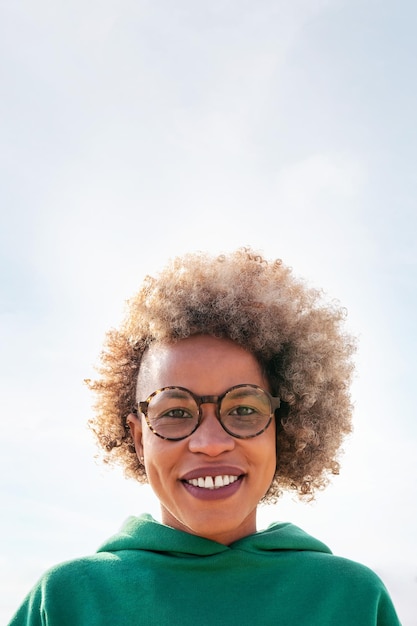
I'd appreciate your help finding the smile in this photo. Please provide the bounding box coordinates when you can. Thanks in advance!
[185,475,240,490]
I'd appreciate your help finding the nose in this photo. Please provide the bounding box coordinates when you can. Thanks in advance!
[187,404,235,456]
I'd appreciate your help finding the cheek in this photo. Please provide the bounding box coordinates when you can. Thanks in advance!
[141,432,175,476]
[243,426,276,475]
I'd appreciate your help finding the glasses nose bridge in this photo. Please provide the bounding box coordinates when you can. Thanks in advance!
[197,394,222,418]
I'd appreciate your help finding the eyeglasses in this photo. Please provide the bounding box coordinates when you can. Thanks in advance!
[138,384,280,441]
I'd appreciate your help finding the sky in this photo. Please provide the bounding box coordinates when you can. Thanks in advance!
[1,0,416,623]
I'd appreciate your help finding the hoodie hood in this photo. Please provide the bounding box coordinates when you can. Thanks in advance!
[97,513,332,557]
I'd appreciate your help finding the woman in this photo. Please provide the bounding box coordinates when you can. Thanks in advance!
[9,249,400,625]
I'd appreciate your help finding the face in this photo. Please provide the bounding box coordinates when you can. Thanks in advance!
[127,335,277,545]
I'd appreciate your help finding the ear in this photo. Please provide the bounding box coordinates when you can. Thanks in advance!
[126,412,144,460]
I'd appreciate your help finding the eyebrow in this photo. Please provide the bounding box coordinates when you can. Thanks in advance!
[158,388,193,400]
[226,388,262,399]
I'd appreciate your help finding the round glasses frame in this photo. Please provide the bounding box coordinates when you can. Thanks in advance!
[137,384,281,441]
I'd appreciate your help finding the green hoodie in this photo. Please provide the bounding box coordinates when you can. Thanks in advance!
[9,514,400,625]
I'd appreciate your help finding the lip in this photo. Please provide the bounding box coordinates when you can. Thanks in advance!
[181,465,245,481]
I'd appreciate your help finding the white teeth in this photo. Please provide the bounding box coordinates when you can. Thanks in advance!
[205,476,214,489]
[214,476,223,488]
[187,475,239,489]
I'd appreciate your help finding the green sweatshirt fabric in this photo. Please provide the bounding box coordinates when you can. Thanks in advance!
[9,514,400,626]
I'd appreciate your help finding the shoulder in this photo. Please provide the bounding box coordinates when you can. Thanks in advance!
[42,551,114,577]
[282,547,391,593]
[290,552,400,624]
[316,552,390,590]
[8,553,124,626]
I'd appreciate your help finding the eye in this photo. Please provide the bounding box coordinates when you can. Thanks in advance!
[230,405,256,417]
[162,408,194,419]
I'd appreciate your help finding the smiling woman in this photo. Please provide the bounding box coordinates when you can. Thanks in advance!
[88,248,356,502]
[8,248,401,625]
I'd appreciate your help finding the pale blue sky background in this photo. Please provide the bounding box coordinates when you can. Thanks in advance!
[1,1,416,623]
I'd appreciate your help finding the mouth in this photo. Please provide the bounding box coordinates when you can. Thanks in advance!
[183,475,241,490]
[180,468,245,500]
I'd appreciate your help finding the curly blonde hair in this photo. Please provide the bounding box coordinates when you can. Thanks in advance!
[87,248,356,502]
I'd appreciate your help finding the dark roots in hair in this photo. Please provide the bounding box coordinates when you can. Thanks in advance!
[87,248,356,503]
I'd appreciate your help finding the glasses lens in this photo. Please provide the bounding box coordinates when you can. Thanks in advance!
[146,388,199,439]
[220,386,272,437]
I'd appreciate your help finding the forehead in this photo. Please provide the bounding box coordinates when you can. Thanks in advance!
[137,335,267,398]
